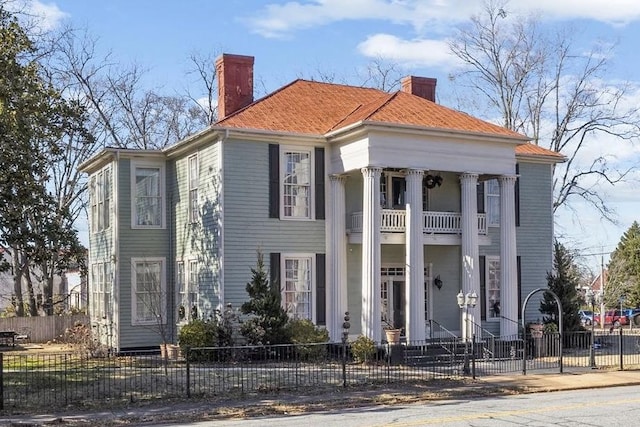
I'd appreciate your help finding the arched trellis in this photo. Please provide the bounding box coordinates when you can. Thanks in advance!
[521,288,563,375]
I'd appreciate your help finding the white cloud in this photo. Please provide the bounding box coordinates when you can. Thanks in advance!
[247,0,472,38]
[248,0,640,39]
[29,1,67,30]
[357,34,461,70]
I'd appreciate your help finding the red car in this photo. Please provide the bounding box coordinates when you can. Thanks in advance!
[593,310,629,327]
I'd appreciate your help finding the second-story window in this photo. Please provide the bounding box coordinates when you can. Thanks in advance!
[90,166,112,233]
[133,163,164,228]
[486,179,500,227]
[282,148,312,219]
[188,154,199,223]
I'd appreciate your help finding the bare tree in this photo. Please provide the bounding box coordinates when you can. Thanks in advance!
[49,26,203,150]
[358,56,404,92]
[448,0,640,221]
[185,51,218,127]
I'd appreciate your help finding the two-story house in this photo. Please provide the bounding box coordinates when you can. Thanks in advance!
[79,53,564,352]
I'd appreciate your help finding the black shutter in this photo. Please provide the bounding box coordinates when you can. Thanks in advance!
[479,255,486,321]
[477,181,485,213]
[316,254,326,325]
[269,144,280,218]
[517,256,522,321]
[270,252,281,293]
[515,164,520,227]
[314,147,325,220]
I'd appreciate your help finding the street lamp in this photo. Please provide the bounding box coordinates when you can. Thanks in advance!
[585,289,597,369]
[457,290,478,375]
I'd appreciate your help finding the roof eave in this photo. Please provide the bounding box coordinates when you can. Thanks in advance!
[326,120,530,145]
[78,148,164,173]
[516,152,567,164]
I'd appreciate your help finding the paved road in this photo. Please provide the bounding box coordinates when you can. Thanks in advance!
[183,384,640,426]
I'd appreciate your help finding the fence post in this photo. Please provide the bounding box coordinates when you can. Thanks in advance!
[619,328,624,371]
[471,334,476,379]
[341,312,350,388]
[185,348,191,398]
[0,352,3,410]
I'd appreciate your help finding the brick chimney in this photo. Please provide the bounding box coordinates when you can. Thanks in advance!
[215,54,254,120]
[401,76,436,102]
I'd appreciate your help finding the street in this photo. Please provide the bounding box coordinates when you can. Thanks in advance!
[179,384,640,426]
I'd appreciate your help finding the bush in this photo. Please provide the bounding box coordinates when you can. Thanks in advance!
[59,322,108,357]
[286,319,329,361]
[350,335,376,364]
[178,319,217,362]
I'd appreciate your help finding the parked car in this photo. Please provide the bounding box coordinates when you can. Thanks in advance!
[579,310,594,326]
[623,309,640,326]
[593,310,629,327]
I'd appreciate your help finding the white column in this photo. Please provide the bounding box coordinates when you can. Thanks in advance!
[460,173,480,341]
[405,169,425,342]
[328,174,348,342]
[499,175,519,337]
[361,167,382,342]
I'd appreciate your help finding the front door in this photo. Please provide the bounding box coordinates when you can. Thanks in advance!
[392,281,405,332]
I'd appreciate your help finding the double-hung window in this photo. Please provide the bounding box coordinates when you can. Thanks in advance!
[132,258,166,325]
[91,262,111,320]
[486,179,500,227]
[282,255,314,320]
[133,163,164,228]
[176,262,186,322]
[282,148,312,219]
[90,166,112,233]
[486,256,501,320]
[188,260,199,320]
[188,155,199,223]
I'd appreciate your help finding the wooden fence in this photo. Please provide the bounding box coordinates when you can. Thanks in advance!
[0,314,89,343]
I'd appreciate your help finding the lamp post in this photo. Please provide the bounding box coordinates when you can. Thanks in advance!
[585,289,597,369]
[457,290,478,375]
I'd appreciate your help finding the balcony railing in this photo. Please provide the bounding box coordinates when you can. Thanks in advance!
[350,210,487,235]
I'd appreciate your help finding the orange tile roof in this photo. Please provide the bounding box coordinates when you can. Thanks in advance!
[217,79,525,138]
[515,143,566,160]
[217,79,563,161]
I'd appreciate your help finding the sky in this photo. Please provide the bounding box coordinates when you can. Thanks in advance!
[19,0,640,273]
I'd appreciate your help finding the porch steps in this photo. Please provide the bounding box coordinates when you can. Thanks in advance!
[401,342,468,366]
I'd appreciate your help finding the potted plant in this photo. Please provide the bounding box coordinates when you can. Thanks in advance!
[382,316,401,344]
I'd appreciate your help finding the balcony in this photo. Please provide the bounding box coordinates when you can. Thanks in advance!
[349,210,487,235]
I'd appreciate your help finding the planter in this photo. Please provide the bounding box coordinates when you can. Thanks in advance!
[384,328,401,344]
[160,344,181,360]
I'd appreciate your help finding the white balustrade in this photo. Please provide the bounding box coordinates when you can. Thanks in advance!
[350,210,487,235]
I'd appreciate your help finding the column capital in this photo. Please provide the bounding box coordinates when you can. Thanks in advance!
[405,168,424,177]
[361,166,383,178]
[329,174,348,183]
[459,173,479,184]
[498,174,518,185]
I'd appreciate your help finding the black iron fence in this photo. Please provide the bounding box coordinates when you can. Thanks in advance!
[2,329,640,412]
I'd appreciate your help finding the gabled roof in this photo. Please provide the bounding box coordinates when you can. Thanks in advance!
[217,79,526,140]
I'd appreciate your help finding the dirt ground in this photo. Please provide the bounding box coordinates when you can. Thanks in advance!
[2,342,75,353]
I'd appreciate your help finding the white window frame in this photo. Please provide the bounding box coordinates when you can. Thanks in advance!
[486,256,501,321]
[281,253,315,321]
[131,161,165,229]
[187,259,199,320]
[486,179,500,227]
[131,257,166,326]
[188,154,199,223]
[90,166,112,233]
[280,146,314,220]
[176,261,186,323]
[90,261,111,320]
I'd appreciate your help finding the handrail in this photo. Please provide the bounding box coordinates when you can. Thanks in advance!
[428,319,458,341]
[469,320,496,362]
[500,315,524,337]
